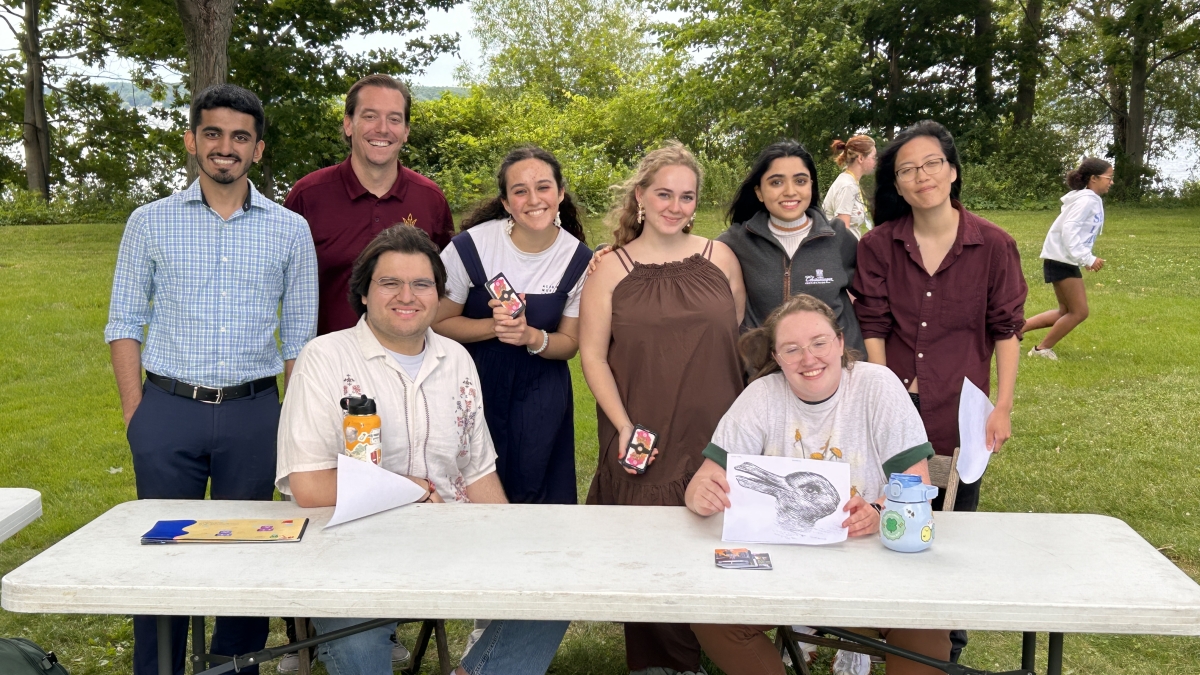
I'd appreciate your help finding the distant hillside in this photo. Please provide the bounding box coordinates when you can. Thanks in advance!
[410,85,469,101]
[103,82,183,107]
[102,82,466,107]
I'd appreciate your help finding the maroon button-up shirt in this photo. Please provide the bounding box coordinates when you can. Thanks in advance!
[852,203,1026,455]
[284,157,455,335]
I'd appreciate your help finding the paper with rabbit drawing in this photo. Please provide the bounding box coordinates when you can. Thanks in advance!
[722,454,850,545]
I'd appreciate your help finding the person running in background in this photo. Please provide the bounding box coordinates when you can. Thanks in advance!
[718,140,864,355]
[433,146,592,505]
[1022,158,1113,360]
[822,135,877,239]
[580,141,745,674]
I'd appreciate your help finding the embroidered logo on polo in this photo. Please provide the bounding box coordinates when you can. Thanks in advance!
[401,213,418,227]
[804,269,835,285]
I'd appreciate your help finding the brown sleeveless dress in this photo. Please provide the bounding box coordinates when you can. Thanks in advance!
[585,241,744,671]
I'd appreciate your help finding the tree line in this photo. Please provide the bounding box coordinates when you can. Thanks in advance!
[2,0,1198,221]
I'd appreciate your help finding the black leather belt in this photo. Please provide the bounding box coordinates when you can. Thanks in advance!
[146,371,276,404]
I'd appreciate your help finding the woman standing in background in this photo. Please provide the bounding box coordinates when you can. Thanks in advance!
[1022,158,1113,360]
[822,135,877,239]
[580,141,744,674]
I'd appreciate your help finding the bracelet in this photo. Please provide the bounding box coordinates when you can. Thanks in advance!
[527,329,550,355]
[870,502,883,514]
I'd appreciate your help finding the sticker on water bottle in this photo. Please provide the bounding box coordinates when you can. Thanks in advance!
[881,511,905,541]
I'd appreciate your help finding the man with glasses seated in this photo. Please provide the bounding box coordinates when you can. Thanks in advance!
[276,224,568,675]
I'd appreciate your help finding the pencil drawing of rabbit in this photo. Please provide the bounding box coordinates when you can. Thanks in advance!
[733,462,841,532]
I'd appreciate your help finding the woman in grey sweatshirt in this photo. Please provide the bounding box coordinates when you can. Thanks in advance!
[717,140,864,354]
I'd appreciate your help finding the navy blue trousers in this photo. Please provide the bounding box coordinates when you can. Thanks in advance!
[127,379,280,675]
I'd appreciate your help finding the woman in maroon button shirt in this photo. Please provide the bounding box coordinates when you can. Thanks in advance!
[852,120,1026,515]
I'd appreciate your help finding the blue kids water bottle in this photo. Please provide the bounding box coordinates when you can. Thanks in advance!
[879,473,939,553]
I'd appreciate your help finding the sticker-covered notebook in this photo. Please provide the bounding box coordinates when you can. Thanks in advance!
[141,519,308,544]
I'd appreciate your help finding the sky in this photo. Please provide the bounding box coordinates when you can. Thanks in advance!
[1,5,1195,181]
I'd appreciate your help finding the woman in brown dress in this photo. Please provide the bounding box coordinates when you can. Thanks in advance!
[580,142,746,673]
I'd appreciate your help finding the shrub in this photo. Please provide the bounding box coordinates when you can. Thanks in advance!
[0,182,137,226]
[959,122,1073,210]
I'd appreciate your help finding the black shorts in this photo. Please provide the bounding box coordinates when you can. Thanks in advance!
[1043,259,1082,283]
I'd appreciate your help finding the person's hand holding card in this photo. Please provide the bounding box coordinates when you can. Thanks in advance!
[618,424,659,475]
[489,295,534,347]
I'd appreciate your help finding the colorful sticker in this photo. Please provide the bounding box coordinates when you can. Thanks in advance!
[881,511,905,541]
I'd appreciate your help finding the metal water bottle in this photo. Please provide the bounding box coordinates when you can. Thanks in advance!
[880,473,939,553]
[340,396,381,465]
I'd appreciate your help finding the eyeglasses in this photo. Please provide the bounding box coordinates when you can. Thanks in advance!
[774,336,835,364]
[895,158,947,182]
[373,277,437,296]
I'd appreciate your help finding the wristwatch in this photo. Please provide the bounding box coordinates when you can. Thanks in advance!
[870,502,884,514]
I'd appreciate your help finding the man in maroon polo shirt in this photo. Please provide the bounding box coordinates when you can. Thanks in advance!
[285,74,454,335]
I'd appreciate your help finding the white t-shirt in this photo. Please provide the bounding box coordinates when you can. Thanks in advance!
[705,362,932,503]
[822,172,872,237]
[276,318,497,503]
[769,216,812,258]
[384,346,425,381]
[441,219,588,317]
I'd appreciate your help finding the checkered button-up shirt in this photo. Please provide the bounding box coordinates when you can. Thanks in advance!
[104,180,318,388]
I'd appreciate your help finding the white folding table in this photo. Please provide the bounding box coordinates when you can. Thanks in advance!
[0,488,42,545]
[4,500,1200,675]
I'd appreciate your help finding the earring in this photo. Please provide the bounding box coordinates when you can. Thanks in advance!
[554,212,562,228]
[505,216,515,236]
[636,203,645,224]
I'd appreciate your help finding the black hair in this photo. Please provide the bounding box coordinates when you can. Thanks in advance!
[873,120,963,224]
[727,140,821,225]
[1067,158,1113,191]
[460,145,588,245]
[347,224,447,317]
[190,84,266,141]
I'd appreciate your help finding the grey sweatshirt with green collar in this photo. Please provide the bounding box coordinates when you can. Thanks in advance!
[717,208,864,354]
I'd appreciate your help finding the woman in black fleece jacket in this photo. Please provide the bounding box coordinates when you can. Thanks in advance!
[717,140,864,354]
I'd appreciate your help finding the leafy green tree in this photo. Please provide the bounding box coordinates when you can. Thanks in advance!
[464,0,652,102]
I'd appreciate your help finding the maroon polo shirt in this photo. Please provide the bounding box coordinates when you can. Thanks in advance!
[284,157,454,335]
[852,202,1027,455]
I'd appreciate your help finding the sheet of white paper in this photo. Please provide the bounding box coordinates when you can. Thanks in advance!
[956,377,995,484]
[324,454,427,528]
[722,454,850,546]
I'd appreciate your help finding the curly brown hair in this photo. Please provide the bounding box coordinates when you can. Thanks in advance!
[739,294,859,382]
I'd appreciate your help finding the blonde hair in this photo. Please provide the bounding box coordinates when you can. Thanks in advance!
[607,141,703,249]
[830,135,876,168]
[739,294,859,382]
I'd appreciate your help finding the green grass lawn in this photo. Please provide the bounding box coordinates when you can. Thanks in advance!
[1,207,1199,674]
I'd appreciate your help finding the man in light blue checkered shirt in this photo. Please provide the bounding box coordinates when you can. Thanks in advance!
[103,84,317,675]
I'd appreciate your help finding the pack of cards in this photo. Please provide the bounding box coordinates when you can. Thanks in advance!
[486,272,526,318]
[715,548,773,570]
[619,425,657,474]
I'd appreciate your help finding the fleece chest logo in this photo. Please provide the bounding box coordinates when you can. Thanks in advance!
[804,268,835,285]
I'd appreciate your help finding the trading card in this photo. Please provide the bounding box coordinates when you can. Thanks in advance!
[486,272,526,318]
[714,548,773,570]
[619,425,657,474]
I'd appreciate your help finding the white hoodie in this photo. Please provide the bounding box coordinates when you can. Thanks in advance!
[1040,189,1104,267]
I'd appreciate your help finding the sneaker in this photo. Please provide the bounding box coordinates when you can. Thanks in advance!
[462,619,491,658]
[1028,346,1058,360]
[276,652,300,674]
[781,626,817,667]
[391,641,411,667]
[831,649,871,675]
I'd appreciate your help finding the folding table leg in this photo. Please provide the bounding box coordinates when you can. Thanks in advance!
[434,620,452,675]
[191,616,207,673]
[1020,632,1036,671]
[403,620,435,675]
[1047,633,1063,675]
[296,618,312,675]
[158,616,172,675]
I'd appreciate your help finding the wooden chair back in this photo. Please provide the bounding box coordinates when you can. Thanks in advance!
[927,447,961,512]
